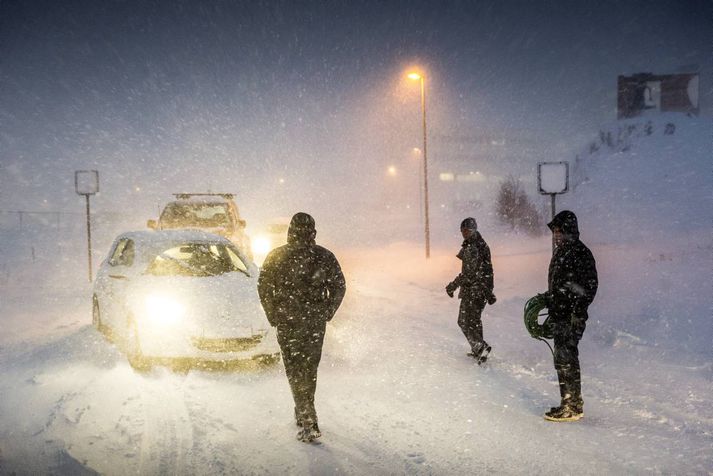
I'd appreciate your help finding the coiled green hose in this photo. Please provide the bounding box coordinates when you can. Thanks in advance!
[524,293,554,340]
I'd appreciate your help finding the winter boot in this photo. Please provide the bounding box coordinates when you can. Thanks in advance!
[477,345,492,365]
[297,419,322,443]
[544,404,583,422]
[467,342,485,359]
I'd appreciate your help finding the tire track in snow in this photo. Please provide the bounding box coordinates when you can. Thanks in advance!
[137,374,194,475]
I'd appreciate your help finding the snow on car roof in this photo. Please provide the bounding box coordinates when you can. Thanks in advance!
[169,198,231,204]
[172,193,234,200]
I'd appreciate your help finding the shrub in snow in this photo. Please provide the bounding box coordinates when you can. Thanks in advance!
[495,175,542,235]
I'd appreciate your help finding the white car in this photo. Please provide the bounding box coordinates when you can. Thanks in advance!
[92,229,279,370]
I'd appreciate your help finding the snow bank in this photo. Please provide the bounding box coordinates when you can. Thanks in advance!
[565,113,711,241]
[558,113,712,354]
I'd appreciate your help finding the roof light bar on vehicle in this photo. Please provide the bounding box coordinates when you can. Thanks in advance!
[173,193,235,200]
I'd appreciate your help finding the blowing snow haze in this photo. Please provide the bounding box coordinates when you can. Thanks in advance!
[1,0,710,241]
[1,1,713,474]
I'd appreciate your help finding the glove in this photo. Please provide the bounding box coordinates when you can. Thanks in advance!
[445,281,458,298]
[487,293,497,305]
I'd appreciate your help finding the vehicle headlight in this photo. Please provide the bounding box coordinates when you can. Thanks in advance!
[252,235,272,256]
[144,294,185,325]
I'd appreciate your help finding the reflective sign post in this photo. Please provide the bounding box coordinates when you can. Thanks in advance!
[537,162,569,253]
[75,170,99,282]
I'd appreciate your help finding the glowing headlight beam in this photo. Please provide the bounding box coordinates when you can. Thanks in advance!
[252,235,272,256]
[145,295,185,325]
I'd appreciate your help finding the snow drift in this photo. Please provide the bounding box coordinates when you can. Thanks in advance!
[561,113,712,354]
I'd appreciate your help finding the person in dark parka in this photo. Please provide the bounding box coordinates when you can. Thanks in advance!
[257,212,346,442]
[446,217,496,361]
[543,210,598,422]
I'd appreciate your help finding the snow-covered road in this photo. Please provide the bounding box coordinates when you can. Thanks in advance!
[0,242,711,475]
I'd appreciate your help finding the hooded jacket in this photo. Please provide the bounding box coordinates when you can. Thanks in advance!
[258,213,346,328]
[453,231,494,301]
[547,211,598,324]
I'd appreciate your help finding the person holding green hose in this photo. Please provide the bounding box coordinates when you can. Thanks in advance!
[542,210,598,422]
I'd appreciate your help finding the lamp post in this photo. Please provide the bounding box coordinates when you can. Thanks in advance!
[412,147,423,222]
[408,72,430,258]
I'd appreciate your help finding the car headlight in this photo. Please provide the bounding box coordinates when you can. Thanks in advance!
[144,294,185,326]
[252,235,272,256]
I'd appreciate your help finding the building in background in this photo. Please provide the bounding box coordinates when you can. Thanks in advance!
[430,133,538,215]
[617,72,699,119]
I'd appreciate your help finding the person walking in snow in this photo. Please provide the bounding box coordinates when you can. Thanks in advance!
[542,210,598,422]
[446,217,496,364]
[257,212,346,443]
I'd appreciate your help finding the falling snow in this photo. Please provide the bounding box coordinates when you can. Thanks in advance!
[0,2,711,474]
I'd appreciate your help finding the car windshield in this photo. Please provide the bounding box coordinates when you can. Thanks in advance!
[145,243,248,277]
[160,203,230,228]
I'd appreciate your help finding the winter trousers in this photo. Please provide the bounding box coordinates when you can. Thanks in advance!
[276,320,327,425]
[457,296,487,353]
[553,316,586,410]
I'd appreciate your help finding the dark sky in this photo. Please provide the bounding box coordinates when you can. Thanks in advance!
[0,0,710,216]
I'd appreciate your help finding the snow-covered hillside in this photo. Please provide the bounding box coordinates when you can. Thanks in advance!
[561,113,712,353]
[567,113,711,240]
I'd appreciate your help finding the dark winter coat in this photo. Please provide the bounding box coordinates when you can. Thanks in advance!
[547,211,598,327]
[452,232,494,302]
[257,224,346,329]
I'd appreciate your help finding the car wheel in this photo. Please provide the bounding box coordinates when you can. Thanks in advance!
[126,318,151,371]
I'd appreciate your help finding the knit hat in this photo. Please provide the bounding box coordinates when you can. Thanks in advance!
[289,212,315,231]
[460,217,477,231]
[547,210,579,239]
[287,212,317,244]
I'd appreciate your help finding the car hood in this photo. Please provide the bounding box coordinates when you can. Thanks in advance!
[126,272,267,337]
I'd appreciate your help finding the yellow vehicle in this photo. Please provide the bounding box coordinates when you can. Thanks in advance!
[148,193,252,259]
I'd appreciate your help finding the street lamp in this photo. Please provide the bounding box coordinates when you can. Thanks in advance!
[411,147,424,222]
[407,71,430,258]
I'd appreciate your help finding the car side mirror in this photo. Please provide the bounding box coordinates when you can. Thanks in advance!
[147,219,157,229]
